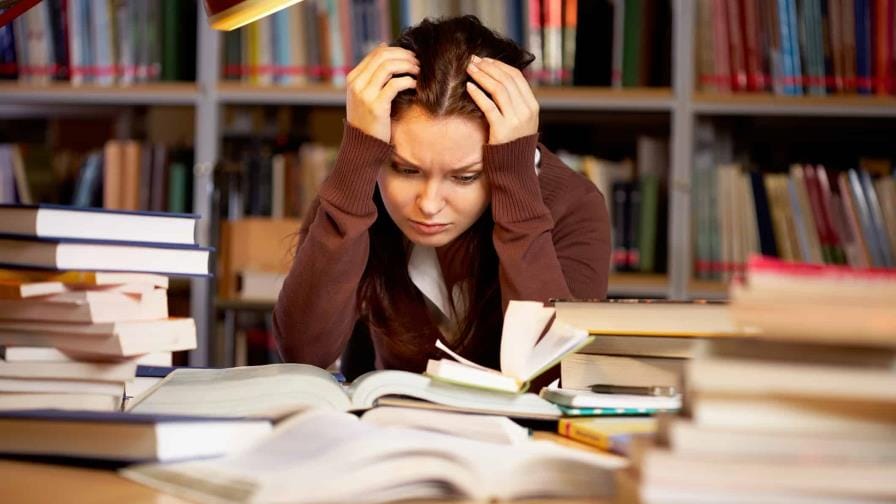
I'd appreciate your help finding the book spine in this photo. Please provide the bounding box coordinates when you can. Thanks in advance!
[711,0,732,92]
[855,0,873,93]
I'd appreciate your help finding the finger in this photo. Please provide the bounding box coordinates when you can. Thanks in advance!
[466,57,518,118]
[474,57,530,117]
[367,58,420,93]
[349,48,418,89]
[484,58,539,112]
[465,81,502,124]
[377,76,417,104]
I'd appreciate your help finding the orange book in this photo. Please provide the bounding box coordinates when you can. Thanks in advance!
[102,140,122,210]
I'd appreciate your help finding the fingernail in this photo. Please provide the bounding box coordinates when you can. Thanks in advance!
[467,63,478,72]
[471,55,482,64]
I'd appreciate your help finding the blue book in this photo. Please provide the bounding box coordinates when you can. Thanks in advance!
[848,169,885,267]
[786,177,813,262]
[777,0,800,95]
[0,234,212,277]
[859,170,895,267]
[786,0,803,94]
[0,409,272,463]
[854,0,872,94]
[271,8,290,85]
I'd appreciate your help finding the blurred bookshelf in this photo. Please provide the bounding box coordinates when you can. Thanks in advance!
[0,83,199,106]
[217,82,675,111]
[4,0,896,367]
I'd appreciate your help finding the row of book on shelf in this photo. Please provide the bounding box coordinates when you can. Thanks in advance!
[0,204,211,414]
[699,0,896,96]
[693,154,896,280]
[0,0,197,85]
[0,142,194,213]
[221,0,670,87]
[2,248,893,503]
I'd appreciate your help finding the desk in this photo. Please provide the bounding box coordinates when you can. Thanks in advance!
[0,433,638,504]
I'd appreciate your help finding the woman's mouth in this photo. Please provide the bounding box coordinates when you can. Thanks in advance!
[409,220,451,235]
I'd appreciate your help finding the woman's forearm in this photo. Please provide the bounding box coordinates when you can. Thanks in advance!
[484,135,572,308]
[273,124,392,367]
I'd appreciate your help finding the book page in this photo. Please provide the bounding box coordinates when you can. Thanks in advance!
[122,409,623,503]
[500,301,556,380]
[348,370,561,419]
[127,363,350,418]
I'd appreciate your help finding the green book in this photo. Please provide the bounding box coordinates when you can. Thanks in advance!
[167,162,188,213]
[160,0,179,81]
[621,0,643,87]
[638,173,660,272]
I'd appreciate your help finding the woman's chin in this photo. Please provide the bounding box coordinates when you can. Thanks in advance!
[404,230,456,248]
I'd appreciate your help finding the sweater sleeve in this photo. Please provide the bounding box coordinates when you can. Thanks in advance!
[273,124,392,368]
[483,134,572,308]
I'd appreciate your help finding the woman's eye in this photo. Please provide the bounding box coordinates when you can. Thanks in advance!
[453,174,480,185]
[392,163,419,176]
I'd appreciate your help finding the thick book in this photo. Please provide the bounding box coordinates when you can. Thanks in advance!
[641,449,896,502]
[127,363,563,421]
[0,392,121,412]
[0,288,167,323]
[553,299,740,337]
[425,301,593,393]
[0,318,197,357]
[0,204,198,246]
[2,346,172,366]
[730,255,896,346]
[122,408,625,503]
[0,359,137,382]
[0,235,211,277]
[0,409,272,463]
[561,353,685,390]
[666,417,896,463]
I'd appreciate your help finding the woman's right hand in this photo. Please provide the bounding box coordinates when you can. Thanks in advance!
[346,45,419,143]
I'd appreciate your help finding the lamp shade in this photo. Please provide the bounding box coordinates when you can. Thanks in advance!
[203,0,304,31]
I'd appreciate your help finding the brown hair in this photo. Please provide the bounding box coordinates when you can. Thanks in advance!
[355,16,534,369]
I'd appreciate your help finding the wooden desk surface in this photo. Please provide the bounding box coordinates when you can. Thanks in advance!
[0,433,638,504]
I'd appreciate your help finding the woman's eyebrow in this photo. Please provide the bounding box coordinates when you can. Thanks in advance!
[392,152,482,171]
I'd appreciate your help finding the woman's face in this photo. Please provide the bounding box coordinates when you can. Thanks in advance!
[378,105,490,248]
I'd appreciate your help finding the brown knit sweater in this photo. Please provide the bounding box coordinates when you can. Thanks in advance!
[273,124,610,388]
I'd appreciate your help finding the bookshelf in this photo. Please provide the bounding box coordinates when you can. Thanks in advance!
[691,93,896,117]
[0,83,199,106]
[6,0,896,366]
[217,82,676,111]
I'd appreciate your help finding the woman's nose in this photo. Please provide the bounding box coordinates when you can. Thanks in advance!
[416,179,446,217]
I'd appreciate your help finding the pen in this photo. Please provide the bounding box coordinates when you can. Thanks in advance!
[589,384,678,396]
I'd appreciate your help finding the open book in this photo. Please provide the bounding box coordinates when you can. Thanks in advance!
[127,363,562,420]
[426,300,593,392]
[122,409,626,503]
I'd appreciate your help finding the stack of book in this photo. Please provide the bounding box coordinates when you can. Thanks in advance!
[0,204,208,411]
[639,256,896,503]
[555,299,742,392]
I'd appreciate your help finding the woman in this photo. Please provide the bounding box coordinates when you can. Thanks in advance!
[274,16,610,388]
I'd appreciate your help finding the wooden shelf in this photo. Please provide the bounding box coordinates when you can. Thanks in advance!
[217,82,674,111]
[692,92,896,117]
[0,82,198,105]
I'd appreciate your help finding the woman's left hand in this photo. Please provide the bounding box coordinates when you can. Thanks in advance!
[465,55,539,145]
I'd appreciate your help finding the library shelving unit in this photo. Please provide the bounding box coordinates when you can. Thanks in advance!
[4,1,896,366]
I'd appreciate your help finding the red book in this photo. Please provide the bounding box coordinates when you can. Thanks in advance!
[742,0,765,91]
[712,0,733,92]
[747,254,896,279]
[726,0,748,91]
